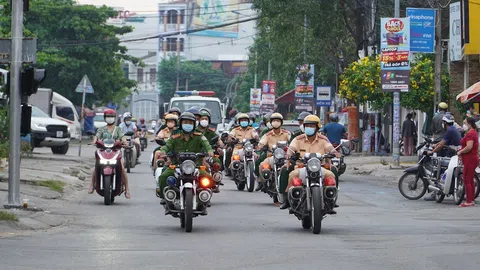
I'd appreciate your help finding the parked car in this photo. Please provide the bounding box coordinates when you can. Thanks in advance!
[30,106,70,155]
[93,112,107,130]
[281,120,300,134]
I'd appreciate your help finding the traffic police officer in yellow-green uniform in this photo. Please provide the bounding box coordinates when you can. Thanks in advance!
[157,112,214,208]
[254,113,291,189]
[197,108,223,170]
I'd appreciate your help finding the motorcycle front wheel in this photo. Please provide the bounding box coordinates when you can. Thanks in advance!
[398,172,427,200]
[247,161,255,192]
[103,175,113,205]
[125,154,131,173]
[184,189,193,232]
[454,173,465,205]
[311,186,323,234]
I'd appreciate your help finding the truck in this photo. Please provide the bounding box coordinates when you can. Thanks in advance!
[29,88,82,140]
[163,91,227,134]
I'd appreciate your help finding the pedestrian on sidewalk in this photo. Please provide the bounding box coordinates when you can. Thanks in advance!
[457,117,479,207]
[402,113,416,156]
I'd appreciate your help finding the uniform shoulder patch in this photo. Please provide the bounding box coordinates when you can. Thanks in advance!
[296,134,307,140]
[193,132,203,136]
[266,130,274,135]
[171,134,181,139]
[282,128,291,134]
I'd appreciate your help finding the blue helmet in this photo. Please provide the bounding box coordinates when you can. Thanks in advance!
[186,107,200,117]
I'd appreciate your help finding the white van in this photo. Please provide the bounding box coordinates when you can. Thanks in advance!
[30,89,82,140]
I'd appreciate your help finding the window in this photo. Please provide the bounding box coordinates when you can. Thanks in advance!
[55,106,74,121]
[166,38,177,52]
[137,68,144,83]
[149,68,156,83]
[166,10,177,24]
[171,101,222,124]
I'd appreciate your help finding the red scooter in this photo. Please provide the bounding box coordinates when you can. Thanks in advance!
[94,138,125,205]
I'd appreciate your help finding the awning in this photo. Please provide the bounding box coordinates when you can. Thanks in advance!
[456,81,480,104]
[276,89,294,104]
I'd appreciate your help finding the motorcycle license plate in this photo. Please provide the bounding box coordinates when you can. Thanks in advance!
[56,131,63,137]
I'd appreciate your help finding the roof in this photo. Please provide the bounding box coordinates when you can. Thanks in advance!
[275,89,295,104]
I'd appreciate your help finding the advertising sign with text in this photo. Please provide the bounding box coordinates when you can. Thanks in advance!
[406,8,435,53]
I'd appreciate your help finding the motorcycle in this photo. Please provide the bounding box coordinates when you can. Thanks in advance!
[162,152,214,233]
[331,138,358,177]
[430,154,480,204]
[123,131,137,173]
[231,138,257,192]
[208,136,223,193]
[287,152,338,234]
[139,129,148,151]
[93,138,125,205]
[260,141,288,204]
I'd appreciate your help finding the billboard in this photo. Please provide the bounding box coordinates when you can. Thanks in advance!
[188,0,240,38]
[380,17,411,92]
[316,86,332,107]
[449,2,462,61]
[406,8,435,53]
[249,88,261,113]
[261,80,276,113]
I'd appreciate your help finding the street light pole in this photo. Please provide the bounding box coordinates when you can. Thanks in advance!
[6,0,24,207]
[392,0,401,166]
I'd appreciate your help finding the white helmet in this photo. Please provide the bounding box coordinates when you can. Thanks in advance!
[442,114,455,123]
[123,112,132,120]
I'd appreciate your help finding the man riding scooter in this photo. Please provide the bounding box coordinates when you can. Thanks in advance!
[119,112,141,164]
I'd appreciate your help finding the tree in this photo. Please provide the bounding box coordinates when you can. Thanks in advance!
[158,57,230,101]
[0,0,139,105]
[339,54,449,112]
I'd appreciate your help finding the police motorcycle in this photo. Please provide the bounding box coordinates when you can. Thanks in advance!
[123,131,137,173]
[92,136,125,205]
[208,136,223,193]
[260,141,288,204]
[286,152,338,234]
[162,151,214,233]
[230,138,258,192]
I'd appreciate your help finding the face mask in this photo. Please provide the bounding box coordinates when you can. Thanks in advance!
[240,121,249,128]
[167,122,175,129]
[463,124,469,131]
[300,125,305,132]
[125,121,131,126]
[267,123,272,129]
[305,127,316,136]
[196,121,200,127]
[272,121,281,129]
[249,120,253,126]
[105,117,115,125]
[182,124,194,133]
[200,120,209,128]
[253,123,259,129]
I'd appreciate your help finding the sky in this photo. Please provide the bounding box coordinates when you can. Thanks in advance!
[77,0,167,12]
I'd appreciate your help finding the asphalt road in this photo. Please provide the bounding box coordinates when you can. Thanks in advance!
[2,145,480,270]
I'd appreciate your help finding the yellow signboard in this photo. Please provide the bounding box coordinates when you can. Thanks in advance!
[464,0,480,55]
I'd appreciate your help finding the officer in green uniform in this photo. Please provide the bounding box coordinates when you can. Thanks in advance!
[289,112,311,143]
[260,113,272,137]
[198,108,223,170]
[157,112,214,207]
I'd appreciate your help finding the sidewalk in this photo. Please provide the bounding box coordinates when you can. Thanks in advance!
[0,146,94,236]
[345,155,418,183]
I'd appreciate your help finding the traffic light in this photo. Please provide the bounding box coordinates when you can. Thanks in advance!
[21,67,46,96]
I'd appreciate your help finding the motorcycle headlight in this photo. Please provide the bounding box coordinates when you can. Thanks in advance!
[307,158,321,173]
[245,143,253,152]
[274,148,285,160]
[181,160,196,175]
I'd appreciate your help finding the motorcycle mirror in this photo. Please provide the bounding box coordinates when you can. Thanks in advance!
[210,136,219,145]
[124,131,135,136]
[147,129,155,135]
[155,139,166,146]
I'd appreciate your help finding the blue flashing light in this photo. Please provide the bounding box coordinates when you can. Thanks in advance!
[167,176,177,186]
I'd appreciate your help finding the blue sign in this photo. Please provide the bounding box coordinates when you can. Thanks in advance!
[406,8,436,53]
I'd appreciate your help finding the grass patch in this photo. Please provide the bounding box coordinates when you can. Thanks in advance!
[36,180,66,193]
[0,211,18,221]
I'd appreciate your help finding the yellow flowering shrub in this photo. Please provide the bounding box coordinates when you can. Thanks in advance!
[339,54,449,112]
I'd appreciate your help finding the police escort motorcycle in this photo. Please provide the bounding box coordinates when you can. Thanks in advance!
[231,138,258,192]
[286,152,338,234]
[260,141,288,204]
[162,152,214,233]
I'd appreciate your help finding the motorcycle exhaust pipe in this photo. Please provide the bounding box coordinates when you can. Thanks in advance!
[324,187,337,200]
[428,185,441,192]
[164,189,177,202]
[288,187,303,201]
[198,190,212,203]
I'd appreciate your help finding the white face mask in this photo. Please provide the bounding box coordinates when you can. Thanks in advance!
[272,121,281,129]
[300,125,305,132]
[196,120,200,127]
[105,117,115,125]
[266,122,272,129]
[463,124,469,131]
[200,120,209,128]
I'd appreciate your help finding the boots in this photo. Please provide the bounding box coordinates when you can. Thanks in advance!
[279,194,290,209]
[255,182,264,191]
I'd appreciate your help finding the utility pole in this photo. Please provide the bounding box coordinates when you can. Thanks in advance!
[6,0,24,207]
[254,50,257,89]
[267,43,272,80]
[303,14,307,63]
[434,5,442,114]
[392,0,401,166]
